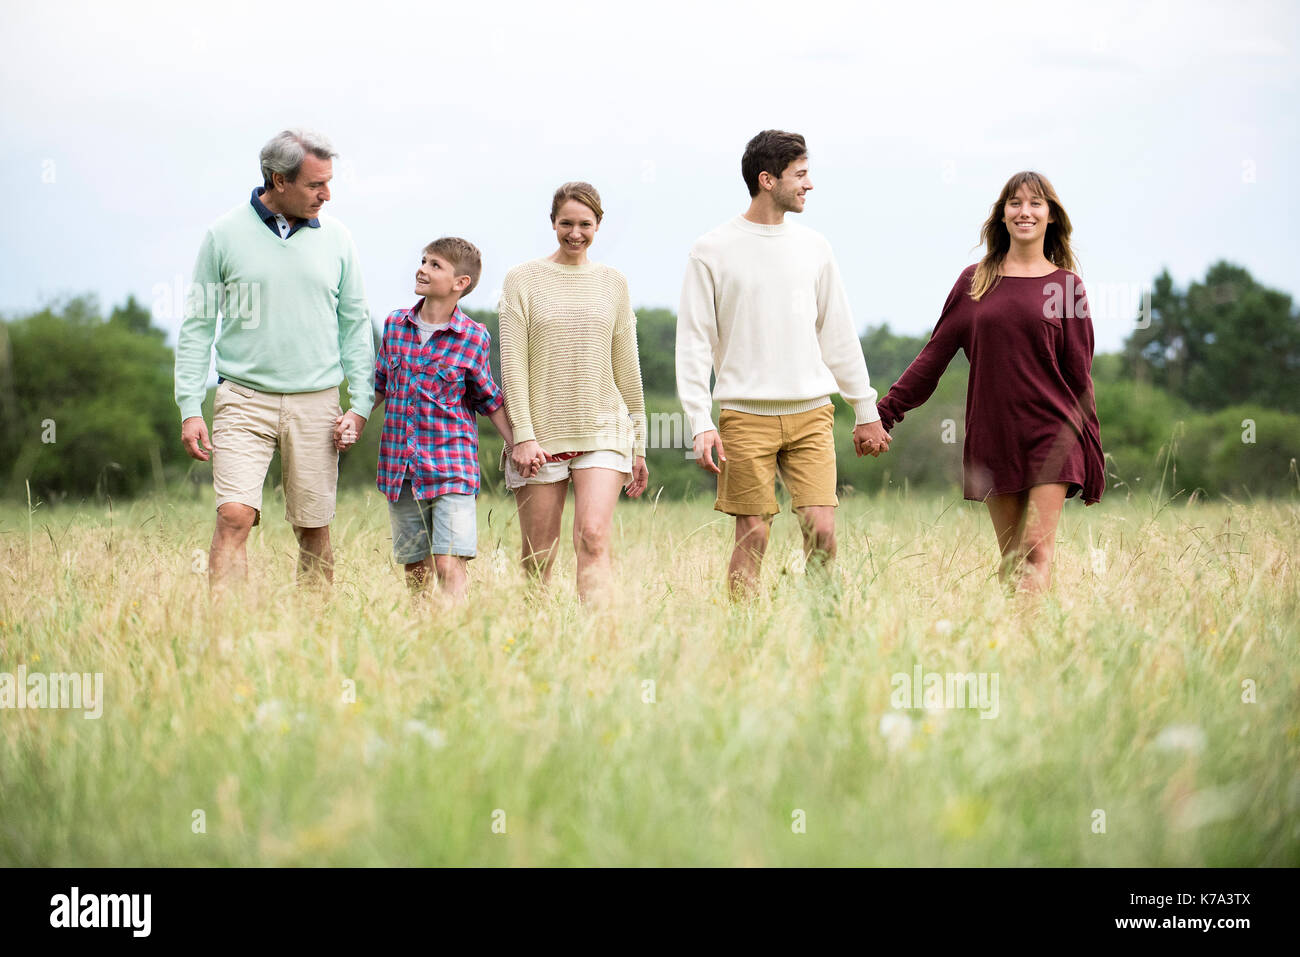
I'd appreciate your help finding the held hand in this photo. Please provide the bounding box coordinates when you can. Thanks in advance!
[853,420,892,458]
[512,439,546,478]
[334,411,366,451]
[182,416,213,462]
[624,456,649,498]
[693,430,726,474]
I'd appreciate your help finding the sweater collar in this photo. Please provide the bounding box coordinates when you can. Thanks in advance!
[731,215,789,236]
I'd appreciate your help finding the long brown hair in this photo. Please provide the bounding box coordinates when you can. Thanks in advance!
[970,171,1077,301]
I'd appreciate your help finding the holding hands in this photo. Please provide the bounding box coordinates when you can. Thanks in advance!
[510,439,547,480]
[333,411,367,451]
[853,420,892,458]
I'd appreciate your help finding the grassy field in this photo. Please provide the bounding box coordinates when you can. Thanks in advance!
[1,485,1297,866]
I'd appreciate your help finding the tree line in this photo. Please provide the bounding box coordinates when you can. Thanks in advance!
[2,260,1296,505]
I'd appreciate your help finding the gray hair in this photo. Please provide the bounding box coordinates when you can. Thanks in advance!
[259,129,338,188]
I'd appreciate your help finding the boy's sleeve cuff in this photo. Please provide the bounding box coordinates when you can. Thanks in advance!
[179,399,204,421]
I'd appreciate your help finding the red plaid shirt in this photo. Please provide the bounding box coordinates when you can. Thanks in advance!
[374,301,504,501]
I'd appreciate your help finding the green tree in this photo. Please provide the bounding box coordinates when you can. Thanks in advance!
[1,296,179,501]
[860,323,935,391]
[1125,262,1300,412]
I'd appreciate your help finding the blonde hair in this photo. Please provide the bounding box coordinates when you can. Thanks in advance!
[550,182,603,223]
[970,171,1078,301]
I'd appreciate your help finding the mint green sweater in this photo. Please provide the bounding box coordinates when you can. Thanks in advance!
[174,202,375,421]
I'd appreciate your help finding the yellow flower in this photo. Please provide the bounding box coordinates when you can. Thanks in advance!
[31,653,41,665]
[939,796,991,841]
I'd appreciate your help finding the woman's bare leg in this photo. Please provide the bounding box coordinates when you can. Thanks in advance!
[1019,483,1069,592]
[516,479,569,584]
[986,491,1028,587]
[569,467,626,603]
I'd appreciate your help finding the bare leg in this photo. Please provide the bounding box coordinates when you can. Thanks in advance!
[570,467,626,603]
[516,479,569,584]
[433,555,469,604]
[210,502,256,598]
[794,505,837,572]
[729,514,772,601]
[985,492,1028,588]
[404,557,433,593]
[293,524,333,586]
[1019,483,1068,593]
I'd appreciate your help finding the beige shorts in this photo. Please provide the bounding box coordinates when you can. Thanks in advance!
[211,379,341,527]
[503,449,633,490]
[715,404,838,515]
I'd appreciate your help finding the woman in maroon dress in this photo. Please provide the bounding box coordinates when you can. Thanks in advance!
[877,171,1104,592]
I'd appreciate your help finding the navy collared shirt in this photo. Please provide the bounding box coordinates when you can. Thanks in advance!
[218,188,324,384]
[249,186,321,240]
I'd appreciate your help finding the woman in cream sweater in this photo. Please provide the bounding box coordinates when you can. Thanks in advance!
[499,182,649,602]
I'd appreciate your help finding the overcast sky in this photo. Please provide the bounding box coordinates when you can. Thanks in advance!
[1,0,1295,358]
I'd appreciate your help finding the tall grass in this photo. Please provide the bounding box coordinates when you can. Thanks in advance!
[1,489,1296,865]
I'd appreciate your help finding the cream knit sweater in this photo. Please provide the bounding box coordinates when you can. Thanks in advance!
[499,258,647,458]
[676,216,880,437]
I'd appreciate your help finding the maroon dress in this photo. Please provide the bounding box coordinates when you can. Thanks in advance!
[877,264,1105,504]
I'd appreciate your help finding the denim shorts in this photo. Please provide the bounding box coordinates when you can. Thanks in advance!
[502,449,633,490]
[388,481,477,562]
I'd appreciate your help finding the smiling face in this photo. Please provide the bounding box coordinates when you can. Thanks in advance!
[767,155,812,213]
[551,199,600,261]
[1003,183,1053,244]
[414,251,468,301]
[269,153,332,220]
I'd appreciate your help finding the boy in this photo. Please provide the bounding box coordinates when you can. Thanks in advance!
[368,237,521,602]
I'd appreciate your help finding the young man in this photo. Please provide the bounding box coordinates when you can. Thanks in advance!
[373,238,519,603]
[175,128,374,595]
[675,129,891,599]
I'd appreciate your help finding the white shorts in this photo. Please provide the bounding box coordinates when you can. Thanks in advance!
[504,449,633,490]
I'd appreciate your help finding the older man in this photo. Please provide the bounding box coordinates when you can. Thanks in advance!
[175,128,374,592]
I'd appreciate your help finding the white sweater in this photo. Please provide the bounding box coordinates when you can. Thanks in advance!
[675,216,880,437]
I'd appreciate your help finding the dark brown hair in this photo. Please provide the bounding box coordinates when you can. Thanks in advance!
[741,130,808,197]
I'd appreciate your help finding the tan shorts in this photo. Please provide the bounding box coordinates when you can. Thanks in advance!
[211,379,341,527]
[715,404,838,516]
